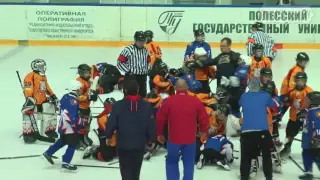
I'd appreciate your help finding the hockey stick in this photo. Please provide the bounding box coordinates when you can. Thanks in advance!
[108,160,119,165]
[0,154,57,160]
[294,138,302,142]
[74,164,119,169]
[288,156,304,172]
[70,67,77,69]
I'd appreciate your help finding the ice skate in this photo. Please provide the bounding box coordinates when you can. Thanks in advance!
[299,173,313,180]
[82,146,95,159]
[43,152,54,165]
[216,159,231,171]
[249,158,259,179]
[196,154,205,169]
[280,146,291,157]
[61,163,77,171]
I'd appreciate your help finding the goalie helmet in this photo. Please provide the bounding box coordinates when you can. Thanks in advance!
[144,30,153,39]
[31,59,46,75]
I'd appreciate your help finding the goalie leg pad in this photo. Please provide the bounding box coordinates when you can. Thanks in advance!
[41,102,57,135]
[22,113,37,143]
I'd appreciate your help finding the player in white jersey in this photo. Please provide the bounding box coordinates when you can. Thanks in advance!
[247,22,276,61]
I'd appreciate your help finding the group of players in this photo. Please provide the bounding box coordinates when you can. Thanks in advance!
[19,23,320,179]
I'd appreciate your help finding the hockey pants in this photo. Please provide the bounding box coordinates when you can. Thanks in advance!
[166,141,196,180]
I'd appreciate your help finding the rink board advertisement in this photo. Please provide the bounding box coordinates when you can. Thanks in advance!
[0,4,319,45]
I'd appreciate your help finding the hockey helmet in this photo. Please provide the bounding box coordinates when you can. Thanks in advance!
[144,30,153,38]
[134,31,146,41]
[194,29,205,36]
[216,104,231,118]
[306,91,320,107]
[260,67,272,76]
[261,80,276,96]
[252,22,264,31]
[78,64,91,75]
[296,52,309,62]
[146,90,163,108]
[252,43,264,50]
[69,80,82,96]
[294,72,307,90]
[104,97,116,107]
[31,59,46,75]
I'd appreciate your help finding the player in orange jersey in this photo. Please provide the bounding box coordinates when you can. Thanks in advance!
[280,52,309,96]
[248,44,272,79]
[76,64,98,150]
[83,98,117,162]
[152,62,175,96]
[280,72,313,157]
[21,59,58,143]
[145,30,162,91]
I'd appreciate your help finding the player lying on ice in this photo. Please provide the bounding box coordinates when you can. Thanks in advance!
[82,98,118,162]
[90,63,124,94]
[196,104,235,171]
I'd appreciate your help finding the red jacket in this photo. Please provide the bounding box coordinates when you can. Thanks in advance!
[156,90,209,144]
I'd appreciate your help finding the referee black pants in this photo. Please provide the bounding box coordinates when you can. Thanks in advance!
[118,148,144,180]
[240,130,273,180]
[124,74,147,98]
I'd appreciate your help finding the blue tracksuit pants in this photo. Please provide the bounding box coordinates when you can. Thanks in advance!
[166,141,196,180]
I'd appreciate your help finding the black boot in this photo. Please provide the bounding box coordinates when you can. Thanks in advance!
[43,152,54,165]
[299,174,313,180]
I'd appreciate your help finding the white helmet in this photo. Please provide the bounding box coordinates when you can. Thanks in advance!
[239,55,252,66]
[194,47,207,56]
[69,80,82,93]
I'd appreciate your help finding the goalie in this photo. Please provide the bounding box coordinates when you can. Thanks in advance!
[22,59,59,143]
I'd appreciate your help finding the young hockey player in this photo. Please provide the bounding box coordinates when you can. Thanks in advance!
[207,104,230,137]
[144,91,167,159]
[82,98,117,162]
[145,30,162,66]
[152,62,175,96]
[280,72,313,157]
[145,30,162,91]
[196,135,234,171]
[184,29,212,61]
[247,22,276,61]
[248,43,272,79]
[43,80,83,171]
[76,64,98,150]
[280,52,309,95]
[91,63,124,94]
[183,46,215,94]
[22,59,58,143]
[299,91,320,180]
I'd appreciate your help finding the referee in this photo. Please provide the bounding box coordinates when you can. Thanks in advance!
[247,22,276,61]
[117,31,150,97]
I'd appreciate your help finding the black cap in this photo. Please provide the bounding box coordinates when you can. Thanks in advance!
[296,52,309,61]
[123,79,139,95]
[134,31,146,41]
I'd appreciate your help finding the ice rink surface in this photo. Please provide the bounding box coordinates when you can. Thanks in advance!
[0,45,319,180]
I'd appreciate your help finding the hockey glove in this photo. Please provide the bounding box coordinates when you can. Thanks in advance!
[221,143,233,162]
[220,76,230,87]
[88,93,98,102]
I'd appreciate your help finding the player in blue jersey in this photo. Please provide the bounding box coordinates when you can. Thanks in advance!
[299,91,320,180]
[196,135,234,171]
[184,30,211,61]
[42,80,83,171]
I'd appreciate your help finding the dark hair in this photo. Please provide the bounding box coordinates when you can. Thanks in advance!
[123,79,139,95]
[221,37,232,46]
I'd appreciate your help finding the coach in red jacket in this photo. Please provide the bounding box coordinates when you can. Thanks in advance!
[156,79,209,180]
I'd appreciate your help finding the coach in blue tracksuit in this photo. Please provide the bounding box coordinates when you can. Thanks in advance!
[105,79,156,180]
[239,78,275,180]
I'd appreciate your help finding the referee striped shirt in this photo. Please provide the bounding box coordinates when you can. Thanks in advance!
[247,31,276,59]
[117,44,151,75]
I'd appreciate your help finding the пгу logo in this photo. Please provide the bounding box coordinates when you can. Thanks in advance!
[158,11,184,35]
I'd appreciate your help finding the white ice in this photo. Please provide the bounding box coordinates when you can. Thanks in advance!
[0,46,319,180]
